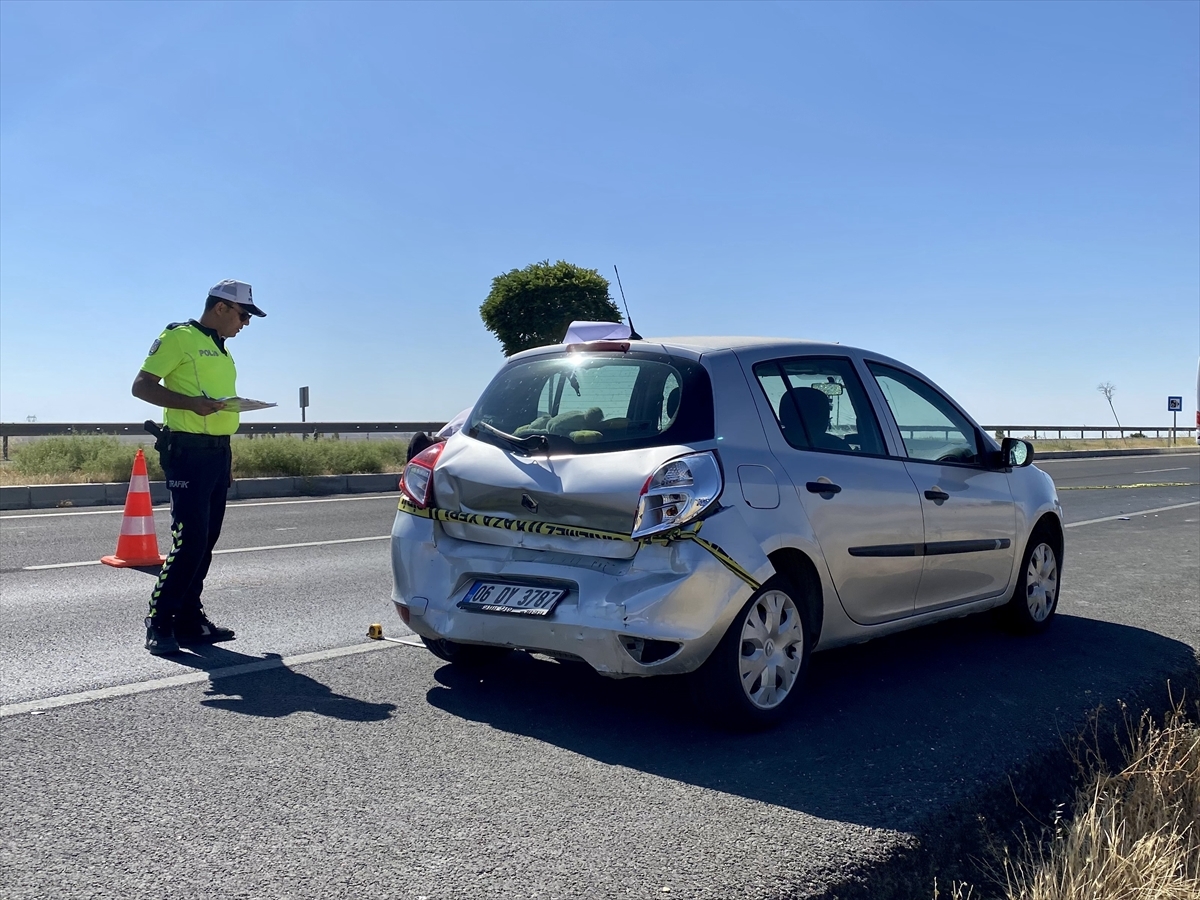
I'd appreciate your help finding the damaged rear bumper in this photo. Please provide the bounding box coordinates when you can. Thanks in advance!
[390,505,770,677]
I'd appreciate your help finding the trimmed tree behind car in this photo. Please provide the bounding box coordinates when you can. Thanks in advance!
[480,260,622,356]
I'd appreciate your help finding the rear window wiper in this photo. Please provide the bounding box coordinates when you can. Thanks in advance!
[469,421,549,455]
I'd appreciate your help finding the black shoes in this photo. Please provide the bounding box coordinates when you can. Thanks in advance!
[145,613,234,654]
[145,617,180,655]
[174,613,236,645]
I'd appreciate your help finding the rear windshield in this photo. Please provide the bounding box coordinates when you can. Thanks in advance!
[467,351,714,454]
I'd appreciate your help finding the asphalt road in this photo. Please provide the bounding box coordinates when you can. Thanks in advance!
[1,453,1196,899]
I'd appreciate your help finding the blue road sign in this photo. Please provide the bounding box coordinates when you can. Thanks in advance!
[1167,395,1183,412]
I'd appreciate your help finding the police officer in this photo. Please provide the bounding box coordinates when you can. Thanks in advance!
[131,279,266,655]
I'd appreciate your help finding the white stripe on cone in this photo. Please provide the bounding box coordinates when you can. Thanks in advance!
[120,516,156,536]
[129,474,150,493]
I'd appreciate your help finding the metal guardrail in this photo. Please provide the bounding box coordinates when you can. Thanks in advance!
[985,425,1197,440]
[2,422,1196,461]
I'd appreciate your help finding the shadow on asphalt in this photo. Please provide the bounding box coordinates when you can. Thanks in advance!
[423,612,1196,832]
[167,645,397,722]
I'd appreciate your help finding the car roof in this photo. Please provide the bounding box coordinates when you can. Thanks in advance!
[508,335,894,366]
[646,336,857,355]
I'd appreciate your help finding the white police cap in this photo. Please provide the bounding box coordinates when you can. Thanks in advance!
[208,279,265,317]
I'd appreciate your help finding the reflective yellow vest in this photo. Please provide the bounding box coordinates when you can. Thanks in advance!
[140,321,239,435]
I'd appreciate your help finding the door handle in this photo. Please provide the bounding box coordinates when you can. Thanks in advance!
[806,481,842,495]
[924,488,950,502]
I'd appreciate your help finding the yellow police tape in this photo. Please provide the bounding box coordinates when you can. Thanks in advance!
[396,495,761,590]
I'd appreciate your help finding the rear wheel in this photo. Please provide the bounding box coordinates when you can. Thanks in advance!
[421,636,511,667]
[1005,530,1061,633]
[691,576,811,730]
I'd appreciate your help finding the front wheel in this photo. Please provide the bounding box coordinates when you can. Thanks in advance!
[691,576,811,730]
[421,636,511,667]
[1005,531,1061,633]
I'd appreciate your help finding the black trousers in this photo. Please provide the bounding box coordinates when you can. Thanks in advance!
[148,438,231,624]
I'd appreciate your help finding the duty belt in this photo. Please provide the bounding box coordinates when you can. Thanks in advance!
[169,433,231,449]
[396,495,761,589]
[143,421,230,451]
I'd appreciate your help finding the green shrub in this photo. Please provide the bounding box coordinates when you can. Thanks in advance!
[480,259,623,355]
[10,437,163,482]
[231,436,408,478]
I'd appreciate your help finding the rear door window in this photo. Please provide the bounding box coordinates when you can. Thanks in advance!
[753,357,886,455]
[470,352,711,453]
[867,363,980,464]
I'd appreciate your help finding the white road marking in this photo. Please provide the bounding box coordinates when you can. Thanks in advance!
[22,559,125,570]
[0,493,398,520]
[0,638,425,717]
[1132,467,1190,474]
[1065,501,1200,529]
[22,535,390,570]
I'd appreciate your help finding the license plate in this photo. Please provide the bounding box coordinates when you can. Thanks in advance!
[459,581,568,617]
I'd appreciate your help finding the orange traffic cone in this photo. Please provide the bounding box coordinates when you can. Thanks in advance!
[101,449,166,568]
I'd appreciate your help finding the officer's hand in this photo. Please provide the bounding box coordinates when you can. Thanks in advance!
[189,397,227,416]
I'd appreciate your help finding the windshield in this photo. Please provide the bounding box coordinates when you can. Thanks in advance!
[467,352,714,454]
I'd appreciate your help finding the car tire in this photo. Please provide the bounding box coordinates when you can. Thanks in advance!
[690,575,812,730]
[1004,528,1062,634]
[420,636,511,667]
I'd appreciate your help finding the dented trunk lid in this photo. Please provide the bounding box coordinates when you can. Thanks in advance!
[431,438,699,558]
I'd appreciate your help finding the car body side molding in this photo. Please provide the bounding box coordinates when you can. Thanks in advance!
[848,538,1011,557]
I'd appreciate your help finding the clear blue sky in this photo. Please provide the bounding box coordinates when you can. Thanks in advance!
[2,1,1197,428]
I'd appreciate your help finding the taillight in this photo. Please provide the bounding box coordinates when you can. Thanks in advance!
[401,442,445,508]
[631,452,723,539]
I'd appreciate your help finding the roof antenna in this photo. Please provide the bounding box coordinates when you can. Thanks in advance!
[612,265,643,340]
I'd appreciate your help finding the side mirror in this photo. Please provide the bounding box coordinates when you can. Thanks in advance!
[1001,437,1034,468]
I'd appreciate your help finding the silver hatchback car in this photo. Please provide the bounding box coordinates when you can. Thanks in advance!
[390,336,1063,727]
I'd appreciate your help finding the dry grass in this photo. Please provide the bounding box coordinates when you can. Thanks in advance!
[1027,437,1196,452]
[941,701,1200,899]
[0,465,130,486]
[933,878,979,899]
[1000,703,1200,900]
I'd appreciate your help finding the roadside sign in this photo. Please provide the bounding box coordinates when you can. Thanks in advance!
[1167,395,1184,447]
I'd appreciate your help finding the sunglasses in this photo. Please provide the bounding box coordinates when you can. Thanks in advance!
[225,303,251,324]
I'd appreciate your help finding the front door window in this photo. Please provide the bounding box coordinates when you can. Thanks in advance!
[868,364,979,465]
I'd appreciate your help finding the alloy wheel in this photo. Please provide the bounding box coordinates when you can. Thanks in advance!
[738,589,805,709]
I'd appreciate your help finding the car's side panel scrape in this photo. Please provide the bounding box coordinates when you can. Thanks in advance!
[390,510,443,608]
[624,504,773,626]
